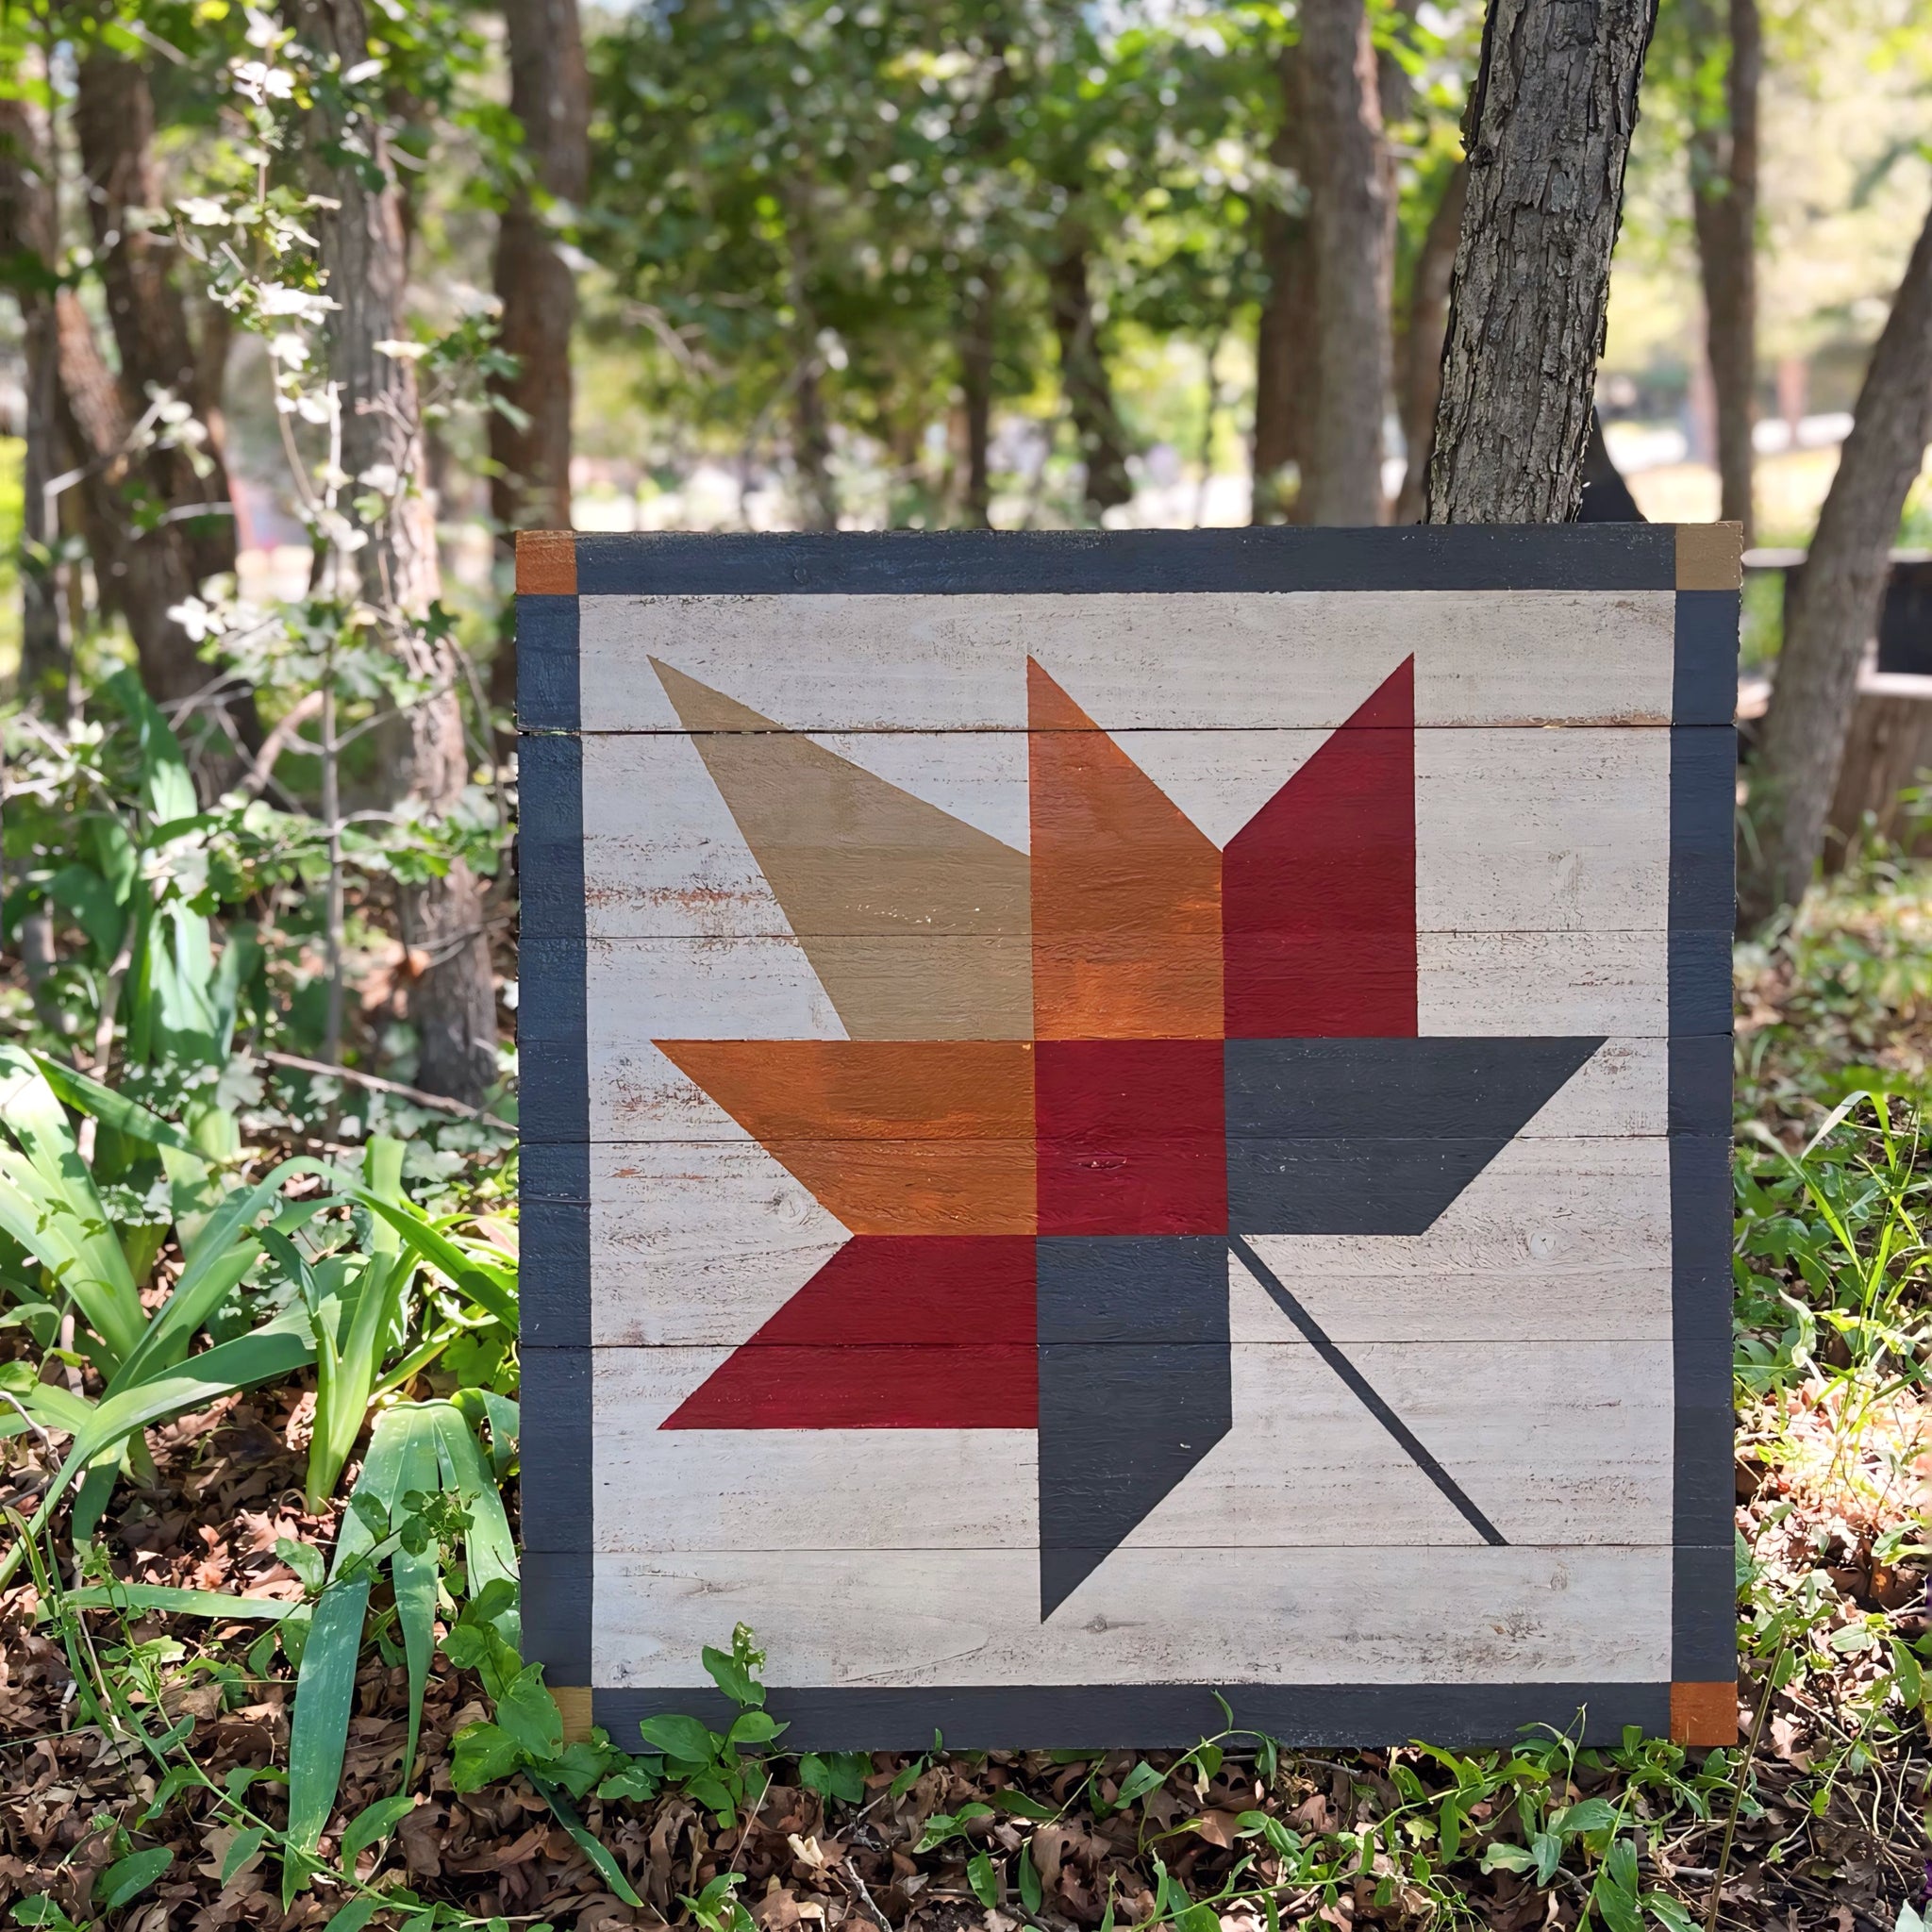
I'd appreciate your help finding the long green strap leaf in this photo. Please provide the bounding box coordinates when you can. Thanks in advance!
[338,1188,518,1328]
[53,1584,297,1621]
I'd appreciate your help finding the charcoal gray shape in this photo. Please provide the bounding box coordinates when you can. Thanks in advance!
[1036,1238,1231,1619]
[1224,1036,1604,1234]
[1031,1035,1605,1622]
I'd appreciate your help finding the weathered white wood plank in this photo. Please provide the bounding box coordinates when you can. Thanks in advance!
[578,1136,1674,1347]
[575,591,1677,733]
[573,727,1672,940]
[577,935,1672,1091]
[588,1543,1673,1687]
[589,1332,1670,1554]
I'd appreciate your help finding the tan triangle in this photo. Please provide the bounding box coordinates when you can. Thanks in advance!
[652,659,1033,1040]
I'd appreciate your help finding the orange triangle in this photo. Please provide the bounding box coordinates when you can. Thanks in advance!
[1027,660,1223,1039]
[655,1039,1036,1234]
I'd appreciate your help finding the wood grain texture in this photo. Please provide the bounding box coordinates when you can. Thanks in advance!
[588,1544,1674,1687]
[529,1132,1677,1348]
[574,591,1677,733]
[587,1334,1671,1554]
[549,726,1684,942]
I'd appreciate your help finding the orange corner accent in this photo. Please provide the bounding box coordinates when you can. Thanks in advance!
[1669,1680,1739,1746]
[517,529,577,594]
[1674,523,1742,591]
[1026,658,1222,1040]
[551,1685,593,1744]
[656,1039,1037,1233]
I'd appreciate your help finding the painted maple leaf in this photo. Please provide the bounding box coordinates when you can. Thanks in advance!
[649,654,1599,1618]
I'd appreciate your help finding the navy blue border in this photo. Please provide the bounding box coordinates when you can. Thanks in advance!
[569,525,1677,599]
[517,593,592,1687]
[516,531,1740,1738]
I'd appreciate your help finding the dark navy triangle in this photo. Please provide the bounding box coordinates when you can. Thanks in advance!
[1035,1238,1232,1620]
[1224,1036,1604,1235]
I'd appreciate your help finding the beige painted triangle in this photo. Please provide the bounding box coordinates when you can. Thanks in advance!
[652,659,1032,1040]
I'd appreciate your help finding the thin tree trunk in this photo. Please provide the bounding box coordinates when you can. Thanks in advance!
[1688,0,1760,544]
[1047,242,1133,517]
[1394,162,1467,525]
[1425,0,1659,523]
[291,0,497,1105]
[1299,0,1393,525]
[1740,197,1932,924]
[0,95,68,714]
[488,0,588,714]
[74,36,239,591]
[1250,69,1311,526]
[958,266,999,528]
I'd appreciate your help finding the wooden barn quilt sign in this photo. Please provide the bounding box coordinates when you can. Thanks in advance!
[515,525,1740,1752]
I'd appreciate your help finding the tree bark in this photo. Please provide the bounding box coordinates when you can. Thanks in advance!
[1250,69,1311,526]
[291,0,497,1104]
[488,0,589,713]
[0,96,68,714]
[958,266,1000,528]
[1740,195,1932,924]
[1688,0,1760,544]
[1047,242,1133,517]
[1394,162,1467,525]
[1299,0,1394,525]
[1425,0,1659,523]
[74,36,239,591]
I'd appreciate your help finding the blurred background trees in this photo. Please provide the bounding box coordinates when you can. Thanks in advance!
[6,0,1932,1102]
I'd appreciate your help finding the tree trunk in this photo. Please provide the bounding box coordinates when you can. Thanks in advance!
[1740,195,1932,924]
[958,265,1000,528]
[1250,69,1310,526]
[0,96,68,714]
[291,0,497,1105]
[1425,0,1659,523]
[74,37,239,591]
[1688,0,1760,544]
[1047,242,1133,517]
[1394,162,1467,525]
[488,0,589,714]
[1299,0,1394,525]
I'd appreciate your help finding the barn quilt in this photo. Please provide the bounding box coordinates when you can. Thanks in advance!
[516,525,1739,1750]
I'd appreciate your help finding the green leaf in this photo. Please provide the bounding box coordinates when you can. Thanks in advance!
[966,1852,999,1909]
[221,1825,268,1886]
[1478,1843,1536,1875]
[341,1791,417,1871]
[98,1846,175,1910]
[1018,1842,1043,1915]
[1552,1797,1619,1838]
[57,1582,296,1621]
[320,1899,385,1932]
[1591,1839,1642,1932]
[532,1777,645,1909]
[638,1712,717,1763]
[1643,1898,1699,1932]
[1113,1760,1166,1807]
[598,1762,661,1802]
[702,1641,765,1708]
[798,1751,869,1805]
[726,1707,783,1748]
[991,1790,1057,1821]
[1532,1829,1562,1884]
[9,1901,81,1932]
[496,1665,565,1761]
[284,1571,375,1875]
[452,1721,525,1792]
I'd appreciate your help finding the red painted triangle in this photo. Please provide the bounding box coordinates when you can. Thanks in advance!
[662,1236,1038,1428]
[1222,657,1417,1039]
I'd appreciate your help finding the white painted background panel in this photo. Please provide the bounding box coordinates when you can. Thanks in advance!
[582,1133,1675,1348]
[590,1545,1674,1688]
[590,1336,1671,1554]
[574,727,1670,941]
[575,591,1677,732]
